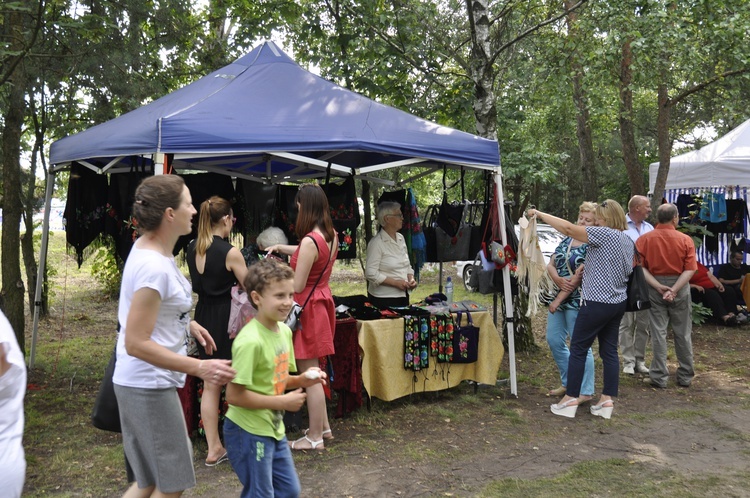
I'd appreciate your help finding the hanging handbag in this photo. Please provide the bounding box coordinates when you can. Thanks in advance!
[91,344,121,433]
[451,312,479,363]
[228,285,257,338]
[625,249,651,312]
[422,204,440,263]
[285,235,333,330]
[436,200,471,262]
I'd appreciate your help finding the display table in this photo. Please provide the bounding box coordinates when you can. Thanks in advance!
[358,311,504,402]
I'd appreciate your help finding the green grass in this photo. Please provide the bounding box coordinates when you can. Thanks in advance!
[478,459,750,497]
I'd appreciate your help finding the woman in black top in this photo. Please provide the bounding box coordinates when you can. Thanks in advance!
[187,196,248,466]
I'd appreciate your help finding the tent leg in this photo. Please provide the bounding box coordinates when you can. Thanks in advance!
[29,171,56,370]
[494,171,517,397]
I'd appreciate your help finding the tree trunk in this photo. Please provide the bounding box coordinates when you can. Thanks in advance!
[619,38,643,196]
[652,81,672,212]
[1,10,28,351]
[464,0,497,139]
[565,0,597,201]
[465,0,532,350]
[22,142,41,317]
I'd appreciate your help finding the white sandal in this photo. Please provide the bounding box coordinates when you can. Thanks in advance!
[304,428,334,440]
[290,435,325,451]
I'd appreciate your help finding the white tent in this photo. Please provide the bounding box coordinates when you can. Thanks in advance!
[649,118,750,192]
[648,117,750,267]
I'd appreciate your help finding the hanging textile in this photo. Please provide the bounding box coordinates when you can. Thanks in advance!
[234,180,278,247]
[64,162,109,267]
[725,199,748,235]
[699,192,727,223]
[406,188,426,280]
[274,184,300,245]
[666,186,750,267]
[516,214,552,316]
[324,176,359,260]
[105,170,148,264]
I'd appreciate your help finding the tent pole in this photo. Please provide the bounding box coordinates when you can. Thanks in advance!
[154,152,165,174]
[494,170,517,396]
[29,171,56,369]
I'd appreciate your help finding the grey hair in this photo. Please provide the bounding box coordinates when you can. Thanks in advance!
[655,203,678,224]
[377,201,402,226]
[256,226,288,250]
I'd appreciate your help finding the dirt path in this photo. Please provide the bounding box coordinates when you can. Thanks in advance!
[188,329,750,497]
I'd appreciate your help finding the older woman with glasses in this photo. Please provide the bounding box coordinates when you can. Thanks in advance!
[365,201,418,309]
[187,195,248,466]
[528,200,634,420]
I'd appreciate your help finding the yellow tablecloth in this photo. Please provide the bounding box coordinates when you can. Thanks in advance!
[357,311,504,402]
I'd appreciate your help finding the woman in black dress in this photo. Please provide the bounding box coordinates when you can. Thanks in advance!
[187,196,248,466]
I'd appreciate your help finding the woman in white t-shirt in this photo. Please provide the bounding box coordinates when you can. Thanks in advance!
[0,311,26,498]
[365,201,417,309]
[112,175,236,497]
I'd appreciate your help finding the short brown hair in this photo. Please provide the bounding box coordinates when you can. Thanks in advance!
[132,175,186,233]
[244,258,294,306]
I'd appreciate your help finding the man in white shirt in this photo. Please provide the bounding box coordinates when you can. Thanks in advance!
[620,195,654,375]
[0,311,26,498]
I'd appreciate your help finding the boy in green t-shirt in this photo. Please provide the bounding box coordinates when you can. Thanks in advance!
[225,259,327,498]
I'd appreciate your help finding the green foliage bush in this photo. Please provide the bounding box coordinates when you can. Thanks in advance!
[691,302,712,325]
[90,238,122,299]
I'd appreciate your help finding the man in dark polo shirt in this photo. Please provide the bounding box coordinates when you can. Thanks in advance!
[637,203,697,388]
[717,250,750,305]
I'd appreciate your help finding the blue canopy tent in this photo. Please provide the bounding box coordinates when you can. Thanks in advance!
[35,41,519,394]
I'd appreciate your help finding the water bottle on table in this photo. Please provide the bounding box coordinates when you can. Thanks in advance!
[445,277,454,304]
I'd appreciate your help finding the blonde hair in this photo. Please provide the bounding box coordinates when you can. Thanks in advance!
[579,201,598,214]
[595,199,627,231]
[195,196,232,256]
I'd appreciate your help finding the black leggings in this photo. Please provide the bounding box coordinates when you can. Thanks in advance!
[691,285,737,321]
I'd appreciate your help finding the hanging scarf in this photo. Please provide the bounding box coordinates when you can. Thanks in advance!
[516,214,553,316]
[406,188,426,280]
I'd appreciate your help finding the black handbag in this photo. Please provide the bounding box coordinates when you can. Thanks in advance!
[626,250,651,312]
[436,200,471,262]
[91,345,121,433]
[422,204,439,263]
[452,312,479,363]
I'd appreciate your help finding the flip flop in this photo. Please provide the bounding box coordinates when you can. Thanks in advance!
[205,451,229,467]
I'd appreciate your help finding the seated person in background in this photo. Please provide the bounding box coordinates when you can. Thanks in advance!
[717,250,750,304]
[365,201,417,309]
[690,261,743,325]
[241,226,289,265]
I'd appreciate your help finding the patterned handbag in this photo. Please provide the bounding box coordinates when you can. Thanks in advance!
[404,315,430,371]
[451,312,479,364]
[428,313,455,363]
